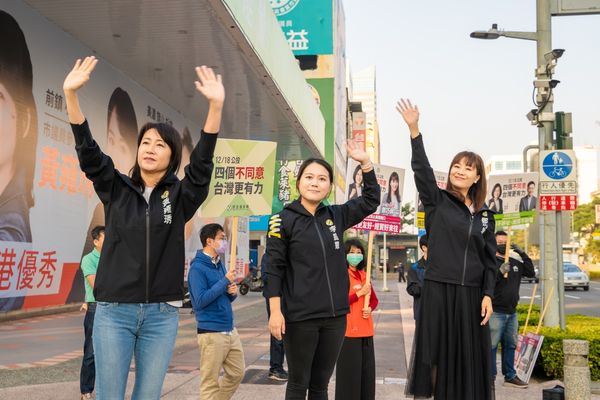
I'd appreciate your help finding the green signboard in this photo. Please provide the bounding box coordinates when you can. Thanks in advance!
[201,139,277,217]
[271,0,333,55]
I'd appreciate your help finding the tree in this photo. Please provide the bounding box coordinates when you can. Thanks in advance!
[401,202,415,232]
[573,196,600,262]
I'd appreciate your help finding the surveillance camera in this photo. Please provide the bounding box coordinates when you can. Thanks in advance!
[549,79,560,89]
[533,79,560,89]
[526,109,539,122]
[544,48,565,62]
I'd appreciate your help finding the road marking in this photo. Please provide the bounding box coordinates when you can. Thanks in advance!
[565,294,581,299]
[521,296,541,299]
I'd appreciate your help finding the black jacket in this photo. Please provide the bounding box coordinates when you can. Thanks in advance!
[264,169,380,323]
[412,134,497,298]
[492,251,535,314]
[407,257,427,320]
[72,120,216,303]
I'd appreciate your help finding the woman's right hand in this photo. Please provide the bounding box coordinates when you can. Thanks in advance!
[63,56,98,93]
[357,281,371,297]
[269,310,286,341]
[396,99,420,138]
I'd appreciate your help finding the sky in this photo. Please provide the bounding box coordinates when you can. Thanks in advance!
[344,0,600,204]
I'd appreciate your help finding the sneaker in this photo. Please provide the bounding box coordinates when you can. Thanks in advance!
[503,376,528,388]
[80,393,93,400]
[268,369,289,381]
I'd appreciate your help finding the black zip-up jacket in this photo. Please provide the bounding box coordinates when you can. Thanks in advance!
[72,120,216,303]
[412,134,498,298]
[264,169,380,322]
[492,251,535,314]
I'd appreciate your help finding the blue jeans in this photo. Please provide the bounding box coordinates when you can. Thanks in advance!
[93,302,179,400]
[489,312,518,381]
[265,298,285,372]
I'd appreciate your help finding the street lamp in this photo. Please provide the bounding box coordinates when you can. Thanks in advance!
[470,23,537,41]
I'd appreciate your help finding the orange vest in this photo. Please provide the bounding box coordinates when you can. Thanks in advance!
[345,269,374,338]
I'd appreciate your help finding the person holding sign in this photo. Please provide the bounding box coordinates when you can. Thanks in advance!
[63,56,224,400]
[489,231,535,389]
[335,238,379,400]
[264,147,380,400]
[397,99,497,400]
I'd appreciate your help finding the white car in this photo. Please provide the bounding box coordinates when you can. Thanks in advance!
[563,263,590,291]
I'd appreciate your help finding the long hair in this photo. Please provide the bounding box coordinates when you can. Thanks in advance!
[344,238,366,270]
[491,183,502,199]
[385,171,401,204]
[445,151,487,210]
[130,123,182,189]
[107,87,138,168]
[0,11,37,207]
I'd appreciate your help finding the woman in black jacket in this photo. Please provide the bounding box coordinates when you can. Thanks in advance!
[397,99,497,400]
[63,56,224,400]
[265,145,380,400]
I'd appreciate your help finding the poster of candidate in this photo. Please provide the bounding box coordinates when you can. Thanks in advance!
[487,173,539,227]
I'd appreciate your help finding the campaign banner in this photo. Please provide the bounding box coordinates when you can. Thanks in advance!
[515,332,544,383]
[0,3,212,312]
[346,160,405,234]
[415,170,447,229]
[487,173,539,228]
[200,139,277,217]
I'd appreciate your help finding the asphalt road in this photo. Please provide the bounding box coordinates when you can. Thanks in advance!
[519,280,600,317]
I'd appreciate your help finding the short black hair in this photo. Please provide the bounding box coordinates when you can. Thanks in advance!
[91,225,105,241]
[344,238,366,270]
[495,230,508,237]
[200,223,224,247]
[527,181,535,188]
[419,235,428,250]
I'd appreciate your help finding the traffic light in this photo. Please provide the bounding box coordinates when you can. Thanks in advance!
[554,111,573,149]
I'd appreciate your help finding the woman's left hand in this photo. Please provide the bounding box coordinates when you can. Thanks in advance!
[480,295,493,325]
[347,139,370,165]
[194,66,225,107]
[362,306,372,319]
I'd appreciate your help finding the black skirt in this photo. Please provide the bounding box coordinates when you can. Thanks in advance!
[405,280,493,400]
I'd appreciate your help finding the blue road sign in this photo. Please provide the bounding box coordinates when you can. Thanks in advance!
[542,151,573,180]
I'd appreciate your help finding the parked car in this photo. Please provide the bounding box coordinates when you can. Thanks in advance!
[563,263,590,291]
[521,264,539,284]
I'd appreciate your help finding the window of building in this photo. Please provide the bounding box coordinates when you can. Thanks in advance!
[506,161,522,170]
[494,161,504,170]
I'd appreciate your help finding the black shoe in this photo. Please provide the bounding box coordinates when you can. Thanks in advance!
[269,370,288,381]
[503,376,528,388]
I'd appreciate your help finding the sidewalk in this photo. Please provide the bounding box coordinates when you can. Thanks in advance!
[1,281,598,399]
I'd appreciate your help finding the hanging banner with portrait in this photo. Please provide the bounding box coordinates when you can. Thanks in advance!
[487,173,539,228]
[0,3,209,312]
[345,160,405,234]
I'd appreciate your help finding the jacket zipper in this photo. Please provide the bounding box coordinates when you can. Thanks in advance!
[313,219,336,317]
[461,214,474,286]
[145,206,150,303]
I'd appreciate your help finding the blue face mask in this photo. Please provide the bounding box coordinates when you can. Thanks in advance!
[346,253,364,267]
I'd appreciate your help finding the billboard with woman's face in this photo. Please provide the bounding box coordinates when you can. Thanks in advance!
[0,3,205,312]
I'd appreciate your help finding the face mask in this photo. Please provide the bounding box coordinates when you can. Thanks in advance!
[497,245,507,255]
[347,253,364,267]
[216,239,228,255]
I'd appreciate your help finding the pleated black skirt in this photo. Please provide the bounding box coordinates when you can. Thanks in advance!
[405,280,493,400]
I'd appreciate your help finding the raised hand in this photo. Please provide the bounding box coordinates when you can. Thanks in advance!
[194,66,225,107]
[346,139,370,165]
[396,99,420,138]
[63,57,98,93]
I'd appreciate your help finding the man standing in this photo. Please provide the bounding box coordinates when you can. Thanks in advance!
[398,261,406,283]
[407,236,427,320]
[79,225,104,400]
[490,231,536,389]
[189,223,244,399]
[260,253,288,381]
[519,181,537,211]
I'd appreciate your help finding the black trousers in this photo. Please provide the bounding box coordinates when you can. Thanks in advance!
[284,315,346,400]
[265,298,286,372]
[80,302,96,394]
[335,336,376,400]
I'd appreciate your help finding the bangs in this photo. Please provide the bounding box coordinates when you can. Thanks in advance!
[451,151,479,168]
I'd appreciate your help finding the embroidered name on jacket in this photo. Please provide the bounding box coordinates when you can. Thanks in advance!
[162,190,172,224]
[326,219,340,249]
[268,214,281,238]
[481,211,489,234]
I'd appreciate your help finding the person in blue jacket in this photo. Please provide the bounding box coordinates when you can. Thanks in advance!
[188,223,244,399]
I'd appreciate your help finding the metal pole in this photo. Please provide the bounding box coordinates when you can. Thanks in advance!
[557,211,566,329]
[537,0,560,327]
[383,232,389,291]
